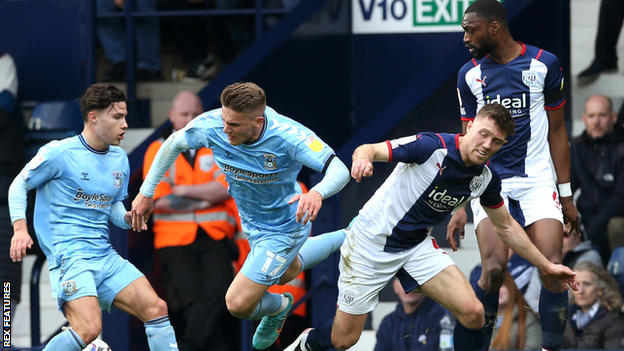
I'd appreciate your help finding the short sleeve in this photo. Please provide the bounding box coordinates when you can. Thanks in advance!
[458,61,479,121]
[479,169,504,208]
[290,128,336,173]
[540,51,566,109]
[388,133,446,165]
[22,141,64,189]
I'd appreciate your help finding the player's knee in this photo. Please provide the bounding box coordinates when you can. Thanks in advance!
[144,298,169,321]
[155,298,168,317]
[225,294,253,318]
[481,265,505,292]
[73,320,102,345]
[331,330,360,350]
[458,302,484,330]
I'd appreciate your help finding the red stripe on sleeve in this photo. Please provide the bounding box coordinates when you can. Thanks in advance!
[461,117,475,122]
[545,100,566,110]
[435,133,446,148]
[485,199,505,209]
[386,140,393,162]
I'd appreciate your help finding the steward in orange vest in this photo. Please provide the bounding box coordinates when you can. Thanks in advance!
[143,139,238,249]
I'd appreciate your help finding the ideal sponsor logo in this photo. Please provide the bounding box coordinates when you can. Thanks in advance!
[425,186,465,212]
[485,93,527,116]
[353,0,505,34]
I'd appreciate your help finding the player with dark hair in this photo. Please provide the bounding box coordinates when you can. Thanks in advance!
[132,82,351,350]
[9,83,179,350]
[284,104,577,351]
[449,1,580,350]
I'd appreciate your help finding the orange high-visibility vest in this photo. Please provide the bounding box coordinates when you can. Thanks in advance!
[144,139,238,250]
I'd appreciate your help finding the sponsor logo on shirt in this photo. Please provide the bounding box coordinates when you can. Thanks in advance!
[305,136,324,152]
[222,164,279,184]
[476,75,487,87]
[425,187,466,212]
[81,172,89,181]
[74,189,113,209]
[485,93,528,116]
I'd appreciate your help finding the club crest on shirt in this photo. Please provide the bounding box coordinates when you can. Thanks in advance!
[522,70,537,86]
[470,175,484,192]
[199,155,215,172]
[263,153,277,170]
[113,171,123,188]
[62,280,77,295]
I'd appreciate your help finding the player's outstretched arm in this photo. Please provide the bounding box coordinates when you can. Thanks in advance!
[351,142,390,182]
[484,204,577,291]
[132,130,190,230]
[446,206,468,251]
[289,157,350,225]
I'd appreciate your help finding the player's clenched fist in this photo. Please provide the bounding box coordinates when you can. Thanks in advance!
[351,159,374,182]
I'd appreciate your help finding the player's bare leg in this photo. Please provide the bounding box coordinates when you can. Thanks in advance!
[114,277,178,351]
[42,297,100,350]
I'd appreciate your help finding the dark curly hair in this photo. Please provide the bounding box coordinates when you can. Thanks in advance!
[79,83,126,122]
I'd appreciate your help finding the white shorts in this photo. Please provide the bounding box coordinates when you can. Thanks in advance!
[471,176,563,229]
[336,229,455,315]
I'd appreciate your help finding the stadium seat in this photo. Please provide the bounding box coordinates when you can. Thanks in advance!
[607,246,624,298]
[24,100,83,160]
[27,100,83,133]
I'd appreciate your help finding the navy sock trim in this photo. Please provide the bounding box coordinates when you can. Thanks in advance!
[68,329,87,348]
[145,315,170,326]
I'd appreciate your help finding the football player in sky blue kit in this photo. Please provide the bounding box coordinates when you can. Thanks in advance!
[448,1,581,351]
[283,104,577,351]
[8,84,179,351]
[132,82,350,350]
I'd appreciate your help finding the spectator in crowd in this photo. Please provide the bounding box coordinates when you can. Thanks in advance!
[490,273,541,350]
[563,261,624,349]
[144,90,240,351]
[577,0,624,84]
[374,277,447,351]
[571,94,624,263]
[214,0,301,57]
[97,0,162,82]
[157,0,221,82]
[0,47,23,311]
[562,229,603,270]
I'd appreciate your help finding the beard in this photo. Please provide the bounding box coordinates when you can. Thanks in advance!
[470,41,496,60]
